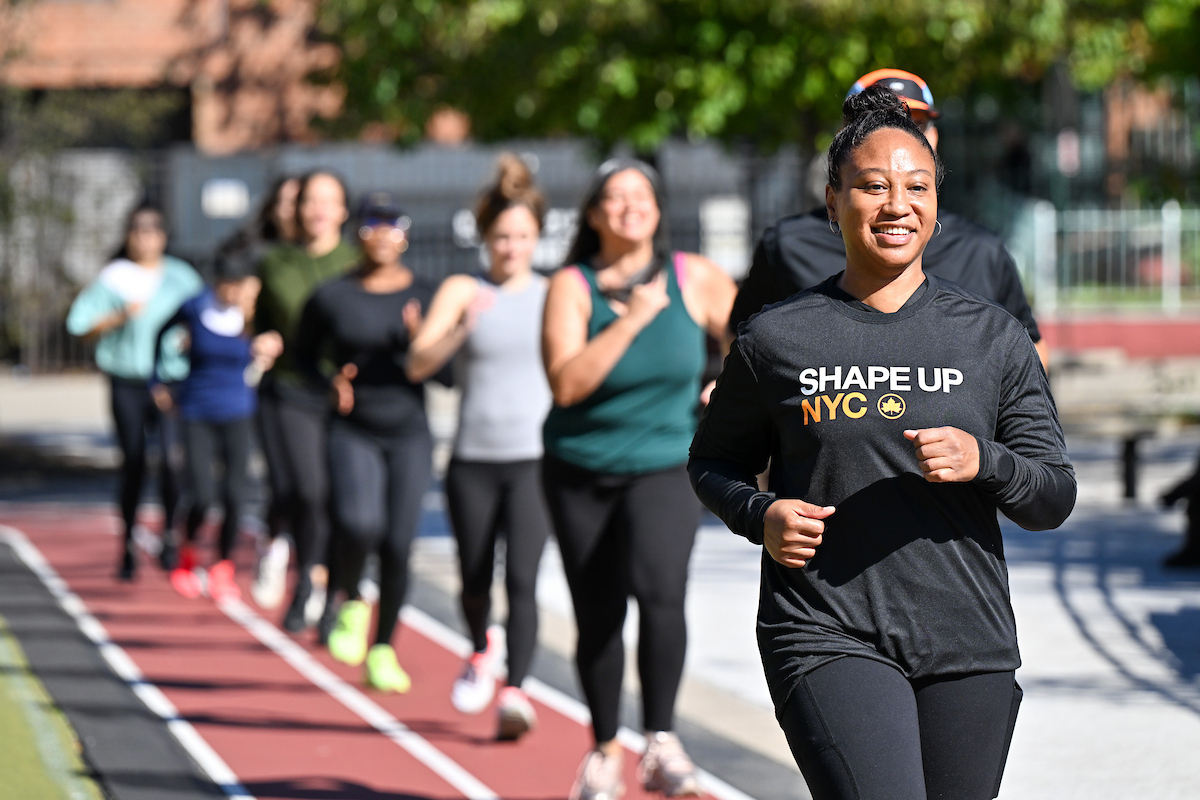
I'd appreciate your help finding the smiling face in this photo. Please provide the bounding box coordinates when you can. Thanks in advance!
[586,168,661,249]
[485,205,540,280]
[826,127,938,278]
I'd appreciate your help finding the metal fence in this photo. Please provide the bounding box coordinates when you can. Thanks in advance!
[3,141,807,372]
[1016,200,1200,315]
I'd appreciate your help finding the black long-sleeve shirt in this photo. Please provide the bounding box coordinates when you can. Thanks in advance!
[294,274,437,433]
[729,209,1041,342]
[690,274,1074,706]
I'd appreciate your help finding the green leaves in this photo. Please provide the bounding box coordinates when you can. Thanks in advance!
[317,0,1200,151]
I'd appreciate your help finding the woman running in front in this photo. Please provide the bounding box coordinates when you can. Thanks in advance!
[541,159,736,799]
[407,154,553,740]
[689,85,1077,800]
[294,192,437,692]
[66,205,203,579]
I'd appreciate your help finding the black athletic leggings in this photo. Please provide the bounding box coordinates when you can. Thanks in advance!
[327,417,432,646]
[541,456,701,744]
[181,417,253,561]
[110,376,181,544]
[256,384,330,574]
[778,657,1022,800]
[445,458,552,687]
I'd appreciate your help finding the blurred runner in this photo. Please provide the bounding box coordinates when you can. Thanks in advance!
[541,159,736,800]
[217,175,302,608]
[296,192,441,693]
[66,205,203,580]
[151,252,283,602]
[407,154,553,739]
[255,171,356,630]
[729,69,1048,369]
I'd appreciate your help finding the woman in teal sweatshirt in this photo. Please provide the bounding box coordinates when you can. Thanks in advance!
[67,205,203,580]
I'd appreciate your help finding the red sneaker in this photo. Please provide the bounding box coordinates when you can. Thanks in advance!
[170,546,203,599]
[208,559,241,603]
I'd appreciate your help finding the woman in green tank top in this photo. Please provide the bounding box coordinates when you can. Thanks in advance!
[541,159,736,800]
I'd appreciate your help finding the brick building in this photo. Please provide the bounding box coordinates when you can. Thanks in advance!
[0,0,343,154]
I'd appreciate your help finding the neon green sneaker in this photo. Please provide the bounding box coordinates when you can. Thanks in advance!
[365,644,411,693]
[327,600,371,666]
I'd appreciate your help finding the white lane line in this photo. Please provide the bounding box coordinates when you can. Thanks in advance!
[0,526,255,800]
[400,606,761,800]
[219,598,499,800]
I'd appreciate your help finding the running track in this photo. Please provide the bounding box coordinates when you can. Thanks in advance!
[0,505,753,800]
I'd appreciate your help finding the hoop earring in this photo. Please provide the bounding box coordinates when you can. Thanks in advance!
[398,239,409,253]
[934,220,942,237]
[828,219,840,235]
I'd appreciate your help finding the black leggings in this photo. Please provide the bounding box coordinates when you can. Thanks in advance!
[110,376,181,544]
[541,456,701,744]
[181,417,253,561]
[327,418,432,646]
[778,657,1022,800]
[445,458,552,687]
[256,385,330,573]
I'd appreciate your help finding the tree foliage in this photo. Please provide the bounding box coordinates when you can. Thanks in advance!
[316,0,1200,151]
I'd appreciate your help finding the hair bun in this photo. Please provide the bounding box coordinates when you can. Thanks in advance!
[495,153,534,201]
[842,83,912,125]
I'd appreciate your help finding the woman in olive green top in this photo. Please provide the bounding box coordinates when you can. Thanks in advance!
[255,170,357,632]
[541,160,735,800]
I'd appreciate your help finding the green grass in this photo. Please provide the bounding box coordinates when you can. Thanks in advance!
[0,616,105,800]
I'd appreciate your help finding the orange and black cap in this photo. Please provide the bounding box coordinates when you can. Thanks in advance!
[846,69,940,119]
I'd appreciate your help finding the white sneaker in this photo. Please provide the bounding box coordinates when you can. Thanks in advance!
[570,749,625,800]
[304,580,327,627]
[638,731,701,797]
[496,686,537,740]
[251,537,289,610]
[451,629,500,714]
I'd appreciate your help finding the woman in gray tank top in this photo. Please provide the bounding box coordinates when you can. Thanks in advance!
[407,154,552,741]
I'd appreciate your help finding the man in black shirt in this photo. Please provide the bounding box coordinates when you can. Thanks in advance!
[730,69,1049,368]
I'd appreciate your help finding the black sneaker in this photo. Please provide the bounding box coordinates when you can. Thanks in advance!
[159,529,179,571]
[117,547,136,582]
[317,595,341,645]
[282,573,312,633]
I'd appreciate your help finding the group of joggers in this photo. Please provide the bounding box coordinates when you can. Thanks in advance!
[68,68,1082,800]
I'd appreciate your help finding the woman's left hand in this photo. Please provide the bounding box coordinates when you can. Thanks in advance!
[402,299,424,340]
[904,427,979,482]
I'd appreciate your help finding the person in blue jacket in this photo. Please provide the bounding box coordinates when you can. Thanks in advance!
[152,252,283,602]
[66,205,203,580]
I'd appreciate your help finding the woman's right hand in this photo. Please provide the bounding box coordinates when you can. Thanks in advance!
[332,363,357,415]
[763,499,836,568]
[621,272,670,331]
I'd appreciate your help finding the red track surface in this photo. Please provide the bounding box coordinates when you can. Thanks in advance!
[1,505,717,800]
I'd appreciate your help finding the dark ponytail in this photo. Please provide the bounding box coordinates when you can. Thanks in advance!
[826,84,943,190]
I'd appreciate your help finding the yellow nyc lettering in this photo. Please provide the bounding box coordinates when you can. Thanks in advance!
[802,392,867,425]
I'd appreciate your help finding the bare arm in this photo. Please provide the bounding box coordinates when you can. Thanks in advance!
[406,275,478,382]
[542,267,667,407]
[679,253,737,356]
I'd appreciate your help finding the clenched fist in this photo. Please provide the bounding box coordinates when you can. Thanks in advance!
[763,499,836,569]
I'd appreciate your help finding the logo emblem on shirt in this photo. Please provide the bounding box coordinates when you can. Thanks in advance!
[878,393,906,419]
